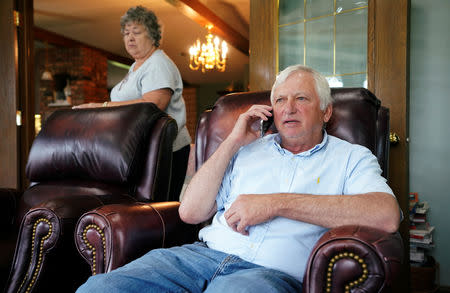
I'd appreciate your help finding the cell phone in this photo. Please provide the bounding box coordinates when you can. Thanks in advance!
[260,112,274,137]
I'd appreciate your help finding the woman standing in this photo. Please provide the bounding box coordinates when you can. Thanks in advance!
[74,6,191,201]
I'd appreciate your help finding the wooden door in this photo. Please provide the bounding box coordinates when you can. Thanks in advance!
[368,0,410,291]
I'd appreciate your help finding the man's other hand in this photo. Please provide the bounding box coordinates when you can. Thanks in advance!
[224,194,275,235]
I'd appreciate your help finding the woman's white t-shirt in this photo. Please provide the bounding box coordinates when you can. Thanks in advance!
[110,49,191,151]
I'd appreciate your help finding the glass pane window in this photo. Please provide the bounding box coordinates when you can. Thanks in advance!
[279,23,304,71]
[279,0,304,25]
[305,16,334,75]
[278,0,368,88]
[336,0,368,13]
[339,73,367,88]
[335,9,367,74]
[306,0,333,19]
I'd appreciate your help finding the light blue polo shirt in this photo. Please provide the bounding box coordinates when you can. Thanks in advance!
[199,132,394,281]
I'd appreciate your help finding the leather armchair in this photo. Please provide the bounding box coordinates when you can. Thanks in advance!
[75,89,403,292]
[4,103,178,293]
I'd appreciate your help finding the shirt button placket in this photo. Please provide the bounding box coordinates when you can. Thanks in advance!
[290,156,303,192]
[280,155,291,192]
[286,155,297,191]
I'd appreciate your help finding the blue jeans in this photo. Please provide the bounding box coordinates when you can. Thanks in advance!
[76,242,302,293]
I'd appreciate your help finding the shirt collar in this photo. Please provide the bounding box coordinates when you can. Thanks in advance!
[271,131,328,157]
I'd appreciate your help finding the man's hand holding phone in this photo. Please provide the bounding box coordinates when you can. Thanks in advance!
[260,111,274,137]
[227,105,272,148]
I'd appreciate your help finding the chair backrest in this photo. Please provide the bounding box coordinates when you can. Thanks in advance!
[195,88,389,178]
[19,103,177,221]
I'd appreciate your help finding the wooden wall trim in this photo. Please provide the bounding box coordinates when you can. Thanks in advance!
[249,0,277,91]
[17,0,35,189]
[0,0,19,188]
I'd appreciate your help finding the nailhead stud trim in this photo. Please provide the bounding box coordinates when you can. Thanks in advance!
[325,252,368,293]
[18,218,53,293]
[82,224,106,275]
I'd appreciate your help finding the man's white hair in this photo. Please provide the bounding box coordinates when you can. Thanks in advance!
[270,65,333,110]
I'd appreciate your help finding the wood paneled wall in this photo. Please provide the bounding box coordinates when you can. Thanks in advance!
[17,0,35,190]
[0,0,19,188]
[249,0,277,91]
[0,0,34,189]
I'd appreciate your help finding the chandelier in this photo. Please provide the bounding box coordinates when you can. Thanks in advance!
[189,25,228,73]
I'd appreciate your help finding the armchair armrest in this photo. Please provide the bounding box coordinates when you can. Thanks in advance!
[75,202,198,275]
[303,225,403,293]
[5,194,136,293]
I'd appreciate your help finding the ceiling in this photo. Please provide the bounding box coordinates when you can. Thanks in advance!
[34,0,250,86]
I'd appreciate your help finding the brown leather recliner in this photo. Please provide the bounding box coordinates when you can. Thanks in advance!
[74,88,403,292]
[3,103,178,293]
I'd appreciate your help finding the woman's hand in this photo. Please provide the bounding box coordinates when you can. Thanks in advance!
[72,103,105,109]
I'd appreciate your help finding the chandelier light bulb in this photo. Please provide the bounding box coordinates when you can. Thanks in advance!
[189,25,228,73]
[222,42,228,59]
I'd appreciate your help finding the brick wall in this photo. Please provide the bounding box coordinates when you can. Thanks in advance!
[36,46,108,119]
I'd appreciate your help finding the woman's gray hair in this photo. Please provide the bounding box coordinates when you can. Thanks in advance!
[270,65,333,110]
[120,6,162,47]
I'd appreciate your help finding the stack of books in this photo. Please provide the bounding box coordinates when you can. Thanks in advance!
[409,192,435,265]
